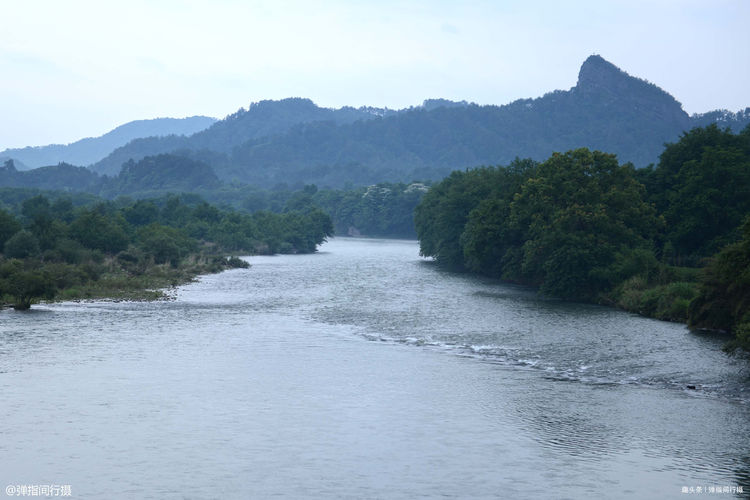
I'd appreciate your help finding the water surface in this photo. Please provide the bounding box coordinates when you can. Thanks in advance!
[1,238,748,498]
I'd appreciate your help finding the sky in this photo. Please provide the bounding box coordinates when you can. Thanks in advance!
[1,0,748,151]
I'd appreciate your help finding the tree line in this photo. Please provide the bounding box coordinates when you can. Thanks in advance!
[0,194,332,309]
[0,156,427,239]
[414,125,750,352]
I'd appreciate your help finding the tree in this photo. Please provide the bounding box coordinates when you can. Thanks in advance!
[415,168,500,268]
[0,260,55,310]
[688,216,750,352]
[137,224,196,266]
[508,149,661,299]
[69,209,129,253]
[123,200,159,226]
[640,124,750,262]
[21,195,64,250]
[415,160,537,269]
[4,230,40,258]
[0,209,21,249]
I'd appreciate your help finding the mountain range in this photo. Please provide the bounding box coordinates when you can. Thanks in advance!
[1,55,748,193]
[0,116,217,170]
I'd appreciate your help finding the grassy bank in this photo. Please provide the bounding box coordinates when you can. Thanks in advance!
[50,252,250,303]
[0,250,251,310]
[605,265,701,323]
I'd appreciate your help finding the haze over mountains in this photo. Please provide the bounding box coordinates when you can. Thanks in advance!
[1,55,748,194]
[91,99,402,177]
[0,116,217,169]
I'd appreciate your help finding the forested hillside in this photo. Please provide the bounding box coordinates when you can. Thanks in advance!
[92,98,398,176]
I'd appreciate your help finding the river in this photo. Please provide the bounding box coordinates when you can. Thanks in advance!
[1,238,748,499]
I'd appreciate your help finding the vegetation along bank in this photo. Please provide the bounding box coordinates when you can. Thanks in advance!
[414,125,750,353]
[0,194,332,309]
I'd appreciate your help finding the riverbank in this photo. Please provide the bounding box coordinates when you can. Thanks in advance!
[0,252,250,309]
[603,265,701,323]
[0,193,333,310]
[57,255,252,302]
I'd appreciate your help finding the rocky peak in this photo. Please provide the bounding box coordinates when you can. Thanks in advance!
[576,55,628,92]
[574,54,688,124]
[1,159,18,172]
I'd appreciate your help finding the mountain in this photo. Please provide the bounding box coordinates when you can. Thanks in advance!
[208,55,748,187]
[0,116,217,170]
[0,159,103,192]
[103,154,221,197]
[91,98,400,176]
[5,56,750,193]
[85,56,750,189]
[0,154,220,199]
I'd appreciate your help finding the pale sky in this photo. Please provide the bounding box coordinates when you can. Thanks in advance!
[1,0,748,151]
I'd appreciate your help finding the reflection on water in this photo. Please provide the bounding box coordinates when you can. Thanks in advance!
[1,237,748,499]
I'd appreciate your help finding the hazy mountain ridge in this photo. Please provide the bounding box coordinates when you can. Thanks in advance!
[0,116,217,170]
[210,56,708,186]
[91,98,402,176]
[3,56,749,193]
[92,55,749,188]
[0,155,218,199]
[0,159,104,192]
[104,154,221,197]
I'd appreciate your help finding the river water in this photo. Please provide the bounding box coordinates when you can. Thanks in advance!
[1,238,749,499]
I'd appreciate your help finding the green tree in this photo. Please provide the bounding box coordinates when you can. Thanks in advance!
[0,260,55,310]
[123,200,159,226]
[137,224,196,266]
[640,124,750,262]
[415,159,537,269]
[688,216,750,352]
[69,209,129,253]
[0,208,21,249]
[508,149,661,299]
[4,230,40,258]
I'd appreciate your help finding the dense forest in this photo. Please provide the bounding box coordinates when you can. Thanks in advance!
[0,193,332,309]
[0,157,426,238]
[414,125,750,352]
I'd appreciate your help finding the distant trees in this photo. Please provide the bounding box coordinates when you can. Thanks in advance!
[68,208,129,253]
[136,224,195,266]
[415,163,533,268]
[0,209,21,248]
[313,182,428,238]
[4,230,40,259]
[106,154,221,197]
